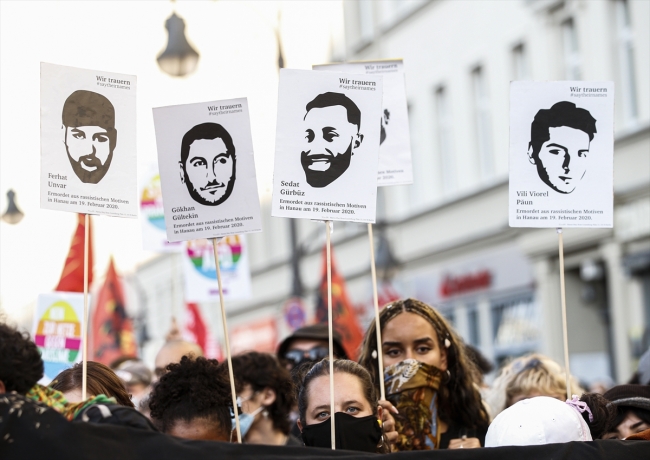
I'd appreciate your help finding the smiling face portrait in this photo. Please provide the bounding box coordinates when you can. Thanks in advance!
[62,90,117,184]
[301,92,364,188]
[179,123,236,206]
[527,101,597,194]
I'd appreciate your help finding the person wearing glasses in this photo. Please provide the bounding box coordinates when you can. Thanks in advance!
[277,324,349,371]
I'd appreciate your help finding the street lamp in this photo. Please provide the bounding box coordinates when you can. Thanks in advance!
[375,224,398,281]
[1,189,24,225]
[157,11,200,77]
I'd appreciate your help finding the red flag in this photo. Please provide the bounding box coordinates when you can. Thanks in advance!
[315,246,364,360]
[184,303,207,353]
[183,303,223,360]
[91,258,137,364]
[378,281,401,308]
[55,214,93,292]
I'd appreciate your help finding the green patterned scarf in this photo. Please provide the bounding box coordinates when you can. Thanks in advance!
[25,384,115,421]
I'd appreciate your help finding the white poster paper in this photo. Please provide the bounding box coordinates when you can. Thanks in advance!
[139,163,183,252]
[272,69,383,223]
[40,62,137,218]
[313,60,412,186]
[153,98,262,242]
[509,81,614,228]
[32,292,86,385]
[182,235,252,302]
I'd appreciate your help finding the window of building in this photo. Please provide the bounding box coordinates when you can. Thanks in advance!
[435,86,456,193]
[491,295,539,359]
[467,304,480,347]
[561,18,581,79]
[512,43,530,80]
[615,0,638,126]
[472,66,494,179]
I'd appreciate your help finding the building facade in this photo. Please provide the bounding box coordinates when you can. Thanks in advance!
[130,0,650,385]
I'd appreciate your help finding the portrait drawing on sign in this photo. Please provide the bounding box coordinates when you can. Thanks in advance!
[380,108,390,145]
[527,101,597,194]
[62,90,117,184]
[179,122,236,206]
[301,92,364,188]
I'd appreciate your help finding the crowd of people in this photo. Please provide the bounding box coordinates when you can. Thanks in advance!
[1,298,650,454]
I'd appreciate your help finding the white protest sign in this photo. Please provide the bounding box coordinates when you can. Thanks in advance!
[40,63,137,218]
[153,98,262,242]
[313,60,412,186]
[32,292,86,385]
[272,69,383,223]
[139,163,183,252]
[182,236,252,302]
[509,81,614,228]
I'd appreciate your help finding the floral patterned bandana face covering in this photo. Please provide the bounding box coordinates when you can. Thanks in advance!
[384,359,444,450]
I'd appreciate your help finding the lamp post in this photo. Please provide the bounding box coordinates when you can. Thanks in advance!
[157,11,200,77]
[375,222,398,282]
[1,189,24,225]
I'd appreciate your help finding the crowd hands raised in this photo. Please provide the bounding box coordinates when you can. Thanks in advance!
[2,298,650,455]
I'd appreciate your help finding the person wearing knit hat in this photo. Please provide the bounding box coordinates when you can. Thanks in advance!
[602,384,650,440]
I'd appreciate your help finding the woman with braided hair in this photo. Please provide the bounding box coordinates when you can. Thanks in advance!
[358,298,489,450]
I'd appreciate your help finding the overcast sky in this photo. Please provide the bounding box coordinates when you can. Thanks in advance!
[0,0,343,326]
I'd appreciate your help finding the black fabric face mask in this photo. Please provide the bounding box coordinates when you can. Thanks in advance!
[301,412,382,453]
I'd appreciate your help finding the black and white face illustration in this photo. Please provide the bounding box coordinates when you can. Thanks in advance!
[179,122,236,206]
[62,90,117,184]
[380,108,390,145]
[301,92,364,188]
[527,101,597,194]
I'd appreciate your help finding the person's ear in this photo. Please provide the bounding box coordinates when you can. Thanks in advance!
[179,161,185,184]
[354,133,364,149]
[527,144,536,165]
[439,347,448,372]
[0,380,6,394]
[261,387,276,407]
[296,419,303,433]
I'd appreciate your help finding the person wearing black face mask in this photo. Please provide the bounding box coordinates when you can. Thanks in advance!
[296,359,393,453]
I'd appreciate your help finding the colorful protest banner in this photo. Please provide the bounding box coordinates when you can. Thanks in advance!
[181,236,252,302]
[509,81,614,228]
[32,292,85,385]
[313,59,412,187]
[153,98,262,242]
[40,62,137,218]
[139,164,183,252]
[271,69,383,223]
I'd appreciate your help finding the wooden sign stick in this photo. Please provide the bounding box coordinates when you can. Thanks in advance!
[367,224,385,401]
[557,228,572,400]
[325,221,336,450]
[211,238,242,443]
[81,213,90,401]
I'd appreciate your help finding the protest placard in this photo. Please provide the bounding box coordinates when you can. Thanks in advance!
[509,81,614,228]
[272,69,383,223]
[140,163,183,252]
[313,59,412,187]
[153,98,262,242]
[182,236,252,302]
[32,292,85,385]
[40,62,137,218]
